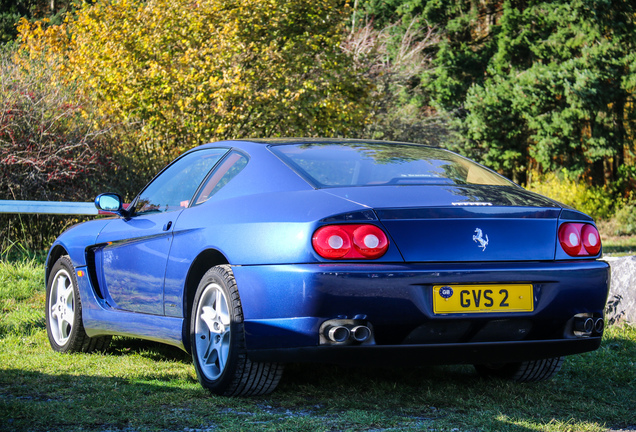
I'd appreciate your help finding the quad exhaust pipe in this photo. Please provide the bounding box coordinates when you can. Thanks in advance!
[324,324,372,343]
[573,315,604,336]
[320,319,374,345]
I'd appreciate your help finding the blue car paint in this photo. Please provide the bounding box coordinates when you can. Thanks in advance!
[75,265,185,348]
[94,210,181,315]
[45,139,610,365]
[45,217,114,290]
[233,260,609,351]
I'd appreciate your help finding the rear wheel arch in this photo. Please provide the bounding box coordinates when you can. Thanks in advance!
[183,249,230,353]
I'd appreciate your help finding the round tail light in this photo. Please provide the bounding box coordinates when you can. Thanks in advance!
[558,223,602,257]
[312,225,351,259]
[558,223,582,256]
[313,224,389,260]
[352,225,389,259]
[581,224,601,256]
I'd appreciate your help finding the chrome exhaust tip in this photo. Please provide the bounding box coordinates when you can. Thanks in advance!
[573,317,594,334]
[351,325,371,343]
[327,325,350,343]
[594,318,604,334]
[319,319,375,345]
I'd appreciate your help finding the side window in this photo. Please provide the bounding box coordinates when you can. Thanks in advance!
[135,148,228,214]
[193,151,248,205]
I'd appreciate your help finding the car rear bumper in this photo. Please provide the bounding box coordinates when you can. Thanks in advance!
[232,260,610,362]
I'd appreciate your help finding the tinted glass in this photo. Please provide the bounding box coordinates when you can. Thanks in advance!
[193,151,249,205]
[135,148,228,214]
[270,143,514,188]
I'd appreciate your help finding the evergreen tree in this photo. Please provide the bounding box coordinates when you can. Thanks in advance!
[463,0,636,185]
[360,0,636,188]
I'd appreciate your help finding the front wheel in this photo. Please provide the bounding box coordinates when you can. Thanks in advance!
[45,255,111,353]
[190,265,284,396]
[474,356,565,382]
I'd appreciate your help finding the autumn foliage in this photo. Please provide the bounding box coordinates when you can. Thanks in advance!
[0,49,114,254]
[18,0,370,157]
[0,52,111,202]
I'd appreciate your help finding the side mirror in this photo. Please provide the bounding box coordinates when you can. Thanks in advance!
[95,193,129,217]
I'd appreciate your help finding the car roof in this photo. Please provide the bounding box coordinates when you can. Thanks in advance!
[212,138,438,147]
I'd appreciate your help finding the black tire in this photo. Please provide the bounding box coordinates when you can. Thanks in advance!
[474,356,565,382]
[190,265,284,396]
[45,255,111,353]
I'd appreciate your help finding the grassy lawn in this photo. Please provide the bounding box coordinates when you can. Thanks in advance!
[1,260,635,432]
[598,222,636,256]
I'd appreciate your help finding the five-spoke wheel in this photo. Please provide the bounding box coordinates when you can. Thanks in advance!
[190,265,284,396]
[45,255,111,353]
[194,281,232,381]
[48,266,76,347]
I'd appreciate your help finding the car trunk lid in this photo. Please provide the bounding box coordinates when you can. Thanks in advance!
[324,185,561,262]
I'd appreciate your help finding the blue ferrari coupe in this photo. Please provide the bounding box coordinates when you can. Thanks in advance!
[45,139,610,396]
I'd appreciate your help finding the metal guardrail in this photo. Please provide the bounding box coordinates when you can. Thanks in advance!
[0,200,99,215]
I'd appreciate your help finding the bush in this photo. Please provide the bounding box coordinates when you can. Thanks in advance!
[0,45,116,253]
[18,0,370,157]
[611,201,636,236]
[0,47,113,202]
[525,169,617,220]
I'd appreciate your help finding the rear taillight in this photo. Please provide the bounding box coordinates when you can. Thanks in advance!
[312,224,389,260]
[558,223,601,257]
[581,224,601,255]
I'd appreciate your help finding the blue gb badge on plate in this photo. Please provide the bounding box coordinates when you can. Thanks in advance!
[439,286,454,299]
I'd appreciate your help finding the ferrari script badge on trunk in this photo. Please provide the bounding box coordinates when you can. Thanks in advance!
[473,228,489,251]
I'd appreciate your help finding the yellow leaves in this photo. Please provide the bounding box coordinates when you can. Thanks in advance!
[17,0,370,155]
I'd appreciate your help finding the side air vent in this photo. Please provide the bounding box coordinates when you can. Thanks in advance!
[85,248,105,300]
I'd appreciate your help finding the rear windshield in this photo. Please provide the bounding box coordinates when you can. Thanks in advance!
[270,143,515,188]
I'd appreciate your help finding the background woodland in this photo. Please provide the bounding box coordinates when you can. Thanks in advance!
[2,0,636,251]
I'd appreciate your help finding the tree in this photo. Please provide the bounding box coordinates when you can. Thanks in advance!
[357,0,504,111]
[343,15,453,145]
[360,0,636,188]
[462,0,636,185]
[0,0,78,44]
[19,0,370,158]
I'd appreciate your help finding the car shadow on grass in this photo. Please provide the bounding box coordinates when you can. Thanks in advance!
[106,335,191,363]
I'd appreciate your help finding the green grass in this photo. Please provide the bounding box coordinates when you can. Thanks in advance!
[601,235,636,256]
[1,260,635,432]
[598,223,636,256]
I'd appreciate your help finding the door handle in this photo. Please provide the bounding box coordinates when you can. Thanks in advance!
[163,221,173,231]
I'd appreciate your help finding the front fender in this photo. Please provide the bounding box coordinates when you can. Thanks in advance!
[45,217,116,282]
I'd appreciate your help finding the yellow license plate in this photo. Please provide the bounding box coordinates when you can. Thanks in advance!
[433,284,534,314]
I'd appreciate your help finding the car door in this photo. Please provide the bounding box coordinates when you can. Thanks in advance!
[94,148,229,315]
